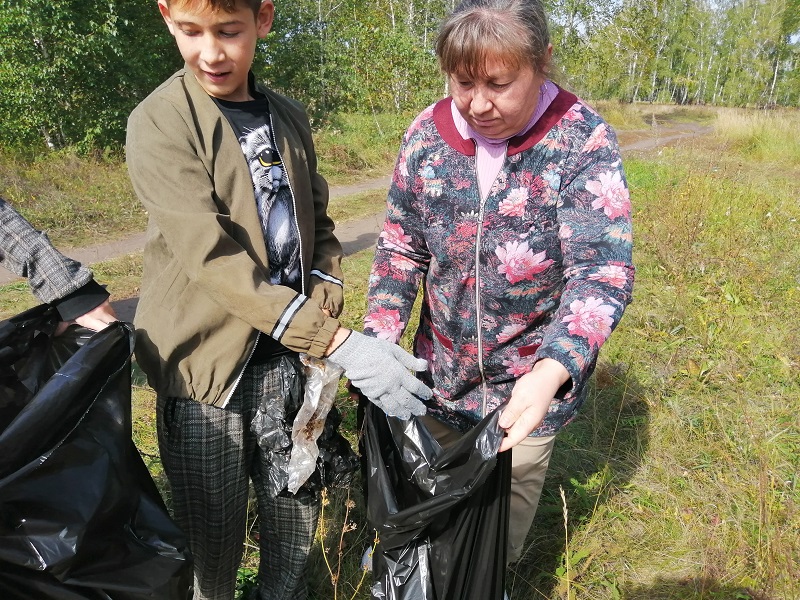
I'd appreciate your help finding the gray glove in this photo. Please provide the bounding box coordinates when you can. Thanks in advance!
[328,330,432,419]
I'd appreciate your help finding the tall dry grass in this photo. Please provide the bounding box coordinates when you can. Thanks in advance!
[713,107,800,167]
[503,108,800,599]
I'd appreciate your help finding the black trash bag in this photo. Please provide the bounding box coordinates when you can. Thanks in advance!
[0,304,194,600]
[364,403,511,600]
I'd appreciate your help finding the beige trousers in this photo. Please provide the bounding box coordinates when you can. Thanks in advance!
[420,415,556,565]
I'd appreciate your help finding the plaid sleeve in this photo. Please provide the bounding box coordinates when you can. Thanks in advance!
[0,197,94,304]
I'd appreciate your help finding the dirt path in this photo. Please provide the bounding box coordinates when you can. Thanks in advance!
[617,121,711,151]
[0,123,710,301]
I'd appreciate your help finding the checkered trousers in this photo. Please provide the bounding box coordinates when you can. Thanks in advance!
[157,355,320,600]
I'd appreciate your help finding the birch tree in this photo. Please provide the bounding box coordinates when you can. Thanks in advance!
[0,0,174,150]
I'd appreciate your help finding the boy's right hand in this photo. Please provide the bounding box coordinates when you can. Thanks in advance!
[327,330,431,419]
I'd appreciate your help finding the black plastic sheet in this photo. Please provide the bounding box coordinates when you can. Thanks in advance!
[0,304,193,599]
[364,403,510,600]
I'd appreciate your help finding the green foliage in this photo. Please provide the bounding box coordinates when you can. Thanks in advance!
[0,0,177,152]
[256,0,445,120]
[314,111,414,183]
[566,0,800,107]
[235,566,259,599]
[1,0,798,153]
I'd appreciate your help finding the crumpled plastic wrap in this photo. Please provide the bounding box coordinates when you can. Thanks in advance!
[287,355,345,493]
[0,303,194,600]
[249,355,301,497]
[249,354,357,498]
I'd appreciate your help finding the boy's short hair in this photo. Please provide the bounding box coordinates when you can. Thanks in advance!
[165,0,263,16]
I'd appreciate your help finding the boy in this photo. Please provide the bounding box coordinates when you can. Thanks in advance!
[125,1,432,598]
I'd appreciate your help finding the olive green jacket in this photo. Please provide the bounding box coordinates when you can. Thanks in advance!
[126,69,343,406]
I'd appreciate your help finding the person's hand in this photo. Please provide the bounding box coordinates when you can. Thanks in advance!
[56,300,118,335]
[75,299,118,331]
[498,358,570,452]
[327,329,432,419]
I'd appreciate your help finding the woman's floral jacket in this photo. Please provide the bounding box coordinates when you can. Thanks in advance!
[364,89,635,436]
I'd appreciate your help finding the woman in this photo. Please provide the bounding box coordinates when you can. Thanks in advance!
[363,0,634,564]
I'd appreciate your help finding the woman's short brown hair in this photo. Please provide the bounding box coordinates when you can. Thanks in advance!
[436,0,551,79]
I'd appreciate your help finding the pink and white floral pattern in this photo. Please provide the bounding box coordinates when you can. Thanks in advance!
[364,307,405,342]
[365,92,634,436]
[495,241,554,284]
[582,124,609,152]
[390,254,417,272]
[588,264,630,288]
[379,222,413,252]
[562,297,615,349]
[503,354,536,377]
[498,188,529,217]
[586,171,631,219]
[496,322,527,344]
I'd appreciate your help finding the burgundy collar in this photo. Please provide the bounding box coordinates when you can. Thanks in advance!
[432,86,579,157]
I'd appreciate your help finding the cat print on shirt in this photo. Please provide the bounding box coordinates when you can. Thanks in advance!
[239,125,301,286]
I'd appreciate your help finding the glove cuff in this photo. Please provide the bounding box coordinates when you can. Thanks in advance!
[327,330,358,367]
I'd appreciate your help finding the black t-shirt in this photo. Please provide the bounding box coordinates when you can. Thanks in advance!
[214,92,302,362]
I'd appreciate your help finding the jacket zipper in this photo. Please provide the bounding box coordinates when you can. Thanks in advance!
[269,111,306,296]
[475,197,488,418]
[475,141,509,418]
[223,112,304,408]
[474,144,486,417]
[222,337,258,408]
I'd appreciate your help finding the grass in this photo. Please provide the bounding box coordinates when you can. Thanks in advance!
[0,113,404,249]
[314,112,412,186]
[327,189,387,226]
[0,149,146,248]
[590,101,717,132]
[2,105,799,598]
[712,107,800,168]
[504,110,800,599]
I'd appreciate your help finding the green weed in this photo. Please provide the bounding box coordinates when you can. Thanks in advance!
[314,112,414,185]
[0,148,145,248]
[327,190,386,226]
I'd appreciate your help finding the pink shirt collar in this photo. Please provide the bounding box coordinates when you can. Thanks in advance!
[450,81,560,198]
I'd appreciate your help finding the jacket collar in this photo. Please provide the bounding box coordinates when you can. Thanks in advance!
[432,85,579,157]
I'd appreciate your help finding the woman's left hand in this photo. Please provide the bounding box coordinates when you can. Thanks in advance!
[498,358,570,452]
